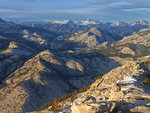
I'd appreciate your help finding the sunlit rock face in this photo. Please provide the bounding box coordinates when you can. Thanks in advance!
[67,27,117,47]
[38,61,150,113]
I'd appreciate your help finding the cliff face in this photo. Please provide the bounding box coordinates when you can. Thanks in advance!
[0,50,120,113]
[37,61,150,113]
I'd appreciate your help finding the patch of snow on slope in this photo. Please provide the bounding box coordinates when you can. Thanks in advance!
[52,20,70,24]
[117,76,137,84]
[81,20,98,25]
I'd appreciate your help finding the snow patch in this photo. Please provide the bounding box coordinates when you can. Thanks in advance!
[117,76,137,84]
[52,20,71,24]
[80,20,99,25]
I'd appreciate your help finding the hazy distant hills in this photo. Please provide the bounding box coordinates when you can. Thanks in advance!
[17,20,88,34]
[79,20,150,37]
[16,19,150,48]
[17,19,150,38]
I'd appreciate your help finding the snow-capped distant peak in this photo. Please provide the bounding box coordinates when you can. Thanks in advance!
[80,20,99,25]
[111,21,128,26]
[51,20,72,24]
[130,20,150,26]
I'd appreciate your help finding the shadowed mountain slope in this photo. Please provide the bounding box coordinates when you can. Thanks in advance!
[0,50,120,113]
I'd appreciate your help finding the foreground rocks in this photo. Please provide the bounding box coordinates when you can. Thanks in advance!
[36,61,150,113]
[71,101,121,113]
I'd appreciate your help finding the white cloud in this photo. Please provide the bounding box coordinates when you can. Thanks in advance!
[0,0,150,21]
[122,8,150,12]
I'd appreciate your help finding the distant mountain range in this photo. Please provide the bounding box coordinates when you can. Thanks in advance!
[15,19,150,37]
[15,19,150,27]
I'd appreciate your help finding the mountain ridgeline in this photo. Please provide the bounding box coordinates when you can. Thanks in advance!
[0,18,150,113]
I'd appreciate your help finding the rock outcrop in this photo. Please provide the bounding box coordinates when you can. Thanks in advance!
[70,61,150,113]
[37,61,150,113]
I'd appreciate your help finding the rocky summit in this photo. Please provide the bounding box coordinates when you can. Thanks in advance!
[36,61,150,113]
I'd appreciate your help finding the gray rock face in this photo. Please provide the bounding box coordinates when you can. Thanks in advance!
[0,50,120,113]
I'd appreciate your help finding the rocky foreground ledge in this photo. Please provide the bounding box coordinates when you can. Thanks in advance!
[31,61,150,113]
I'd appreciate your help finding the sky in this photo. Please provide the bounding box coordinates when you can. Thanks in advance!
[0,0,150,22]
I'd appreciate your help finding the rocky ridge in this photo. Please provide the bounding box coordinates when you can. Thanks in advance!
[0,50,120,113]
[36,61,150,113]
[67,27,119,47]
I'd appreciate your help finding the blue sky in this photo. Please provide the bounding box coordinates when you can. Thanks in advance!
[0,0,150,22]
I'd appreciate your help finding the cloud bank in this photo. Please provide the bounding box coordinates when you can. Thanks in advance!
[0,0,149,21]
